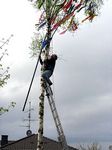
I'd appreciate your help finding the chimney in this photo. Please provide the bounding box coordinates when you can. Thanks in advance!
[1,135,8,146]
[109,145,112,150]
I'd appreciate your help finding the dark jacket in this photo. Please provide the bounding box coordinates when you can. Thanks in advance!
[40,56,56,72]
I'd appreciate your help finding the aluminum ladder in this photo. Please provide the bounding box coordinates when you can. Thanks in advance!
[45,84,69,150]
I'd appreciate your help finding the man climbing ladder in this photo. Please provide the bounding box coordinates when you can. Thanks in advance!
[39,53,57,86]
[39,53,69,150]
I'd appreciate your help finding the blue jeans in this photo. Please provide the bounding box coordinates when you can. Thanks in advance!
[42,70,53,85]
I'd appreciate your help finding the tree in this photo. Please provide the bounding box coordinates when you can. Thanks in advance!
[0,102,16,116]
[0,35,14,87]
[0,35,16,115]
[0,47,10,87]
[28,0,103,150]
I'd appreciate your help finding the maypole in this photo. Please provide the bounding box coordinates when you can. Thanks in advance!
[37,1,51,150]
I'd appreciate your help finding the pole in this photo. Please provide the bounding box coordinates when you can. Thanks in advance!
[22,34,48,111]
[22,49,42,111]
[37,1,51,150]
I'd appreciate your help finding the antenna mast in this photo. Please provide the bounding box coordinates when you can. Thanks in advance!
[22,102,37,136]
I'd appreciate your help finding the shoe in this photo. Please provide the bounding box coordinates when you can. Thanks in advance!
[49,82,53,86]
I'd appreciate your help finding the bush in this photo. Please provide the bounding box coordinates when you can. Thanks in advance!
[79,143,102,150]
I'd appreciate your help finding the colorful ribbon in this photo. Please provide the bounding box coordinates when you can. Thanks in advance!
[63,0,73,12]
[51,12,74,31]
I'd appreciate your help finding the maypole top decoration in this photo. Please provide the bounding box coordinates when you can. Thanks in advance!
[34,0,103,36]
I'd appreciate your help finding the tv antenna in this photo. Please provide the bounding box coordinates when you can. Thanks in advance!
[21,102,37,136]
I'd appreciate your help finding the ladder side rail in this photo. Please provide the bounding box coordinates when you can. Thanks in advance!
[46,94,63,136]
[50,105,65,136]
[47,93,64,134]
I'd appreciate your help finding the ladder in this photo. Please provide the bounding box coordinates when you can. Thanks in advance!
[45,84,69,150]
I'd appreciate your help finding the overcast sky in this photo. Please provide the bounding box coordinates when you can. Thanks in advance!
[0,0,112,148]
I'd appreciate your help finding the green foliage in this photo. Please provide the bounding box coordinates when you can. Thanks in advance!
[29,33,43,57]
[0,35,13,87]
[0,48,10,87]
[0,67,10,87]
[0,35,16,116]
[37,0,45,9]
[0,102,16,116]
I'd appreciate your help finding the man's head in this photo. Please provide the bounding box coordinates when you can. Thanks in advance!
[51,54,58,60]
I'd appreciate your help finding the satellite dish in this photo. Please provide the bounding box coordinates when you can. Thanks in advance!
[26,130,32,136]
